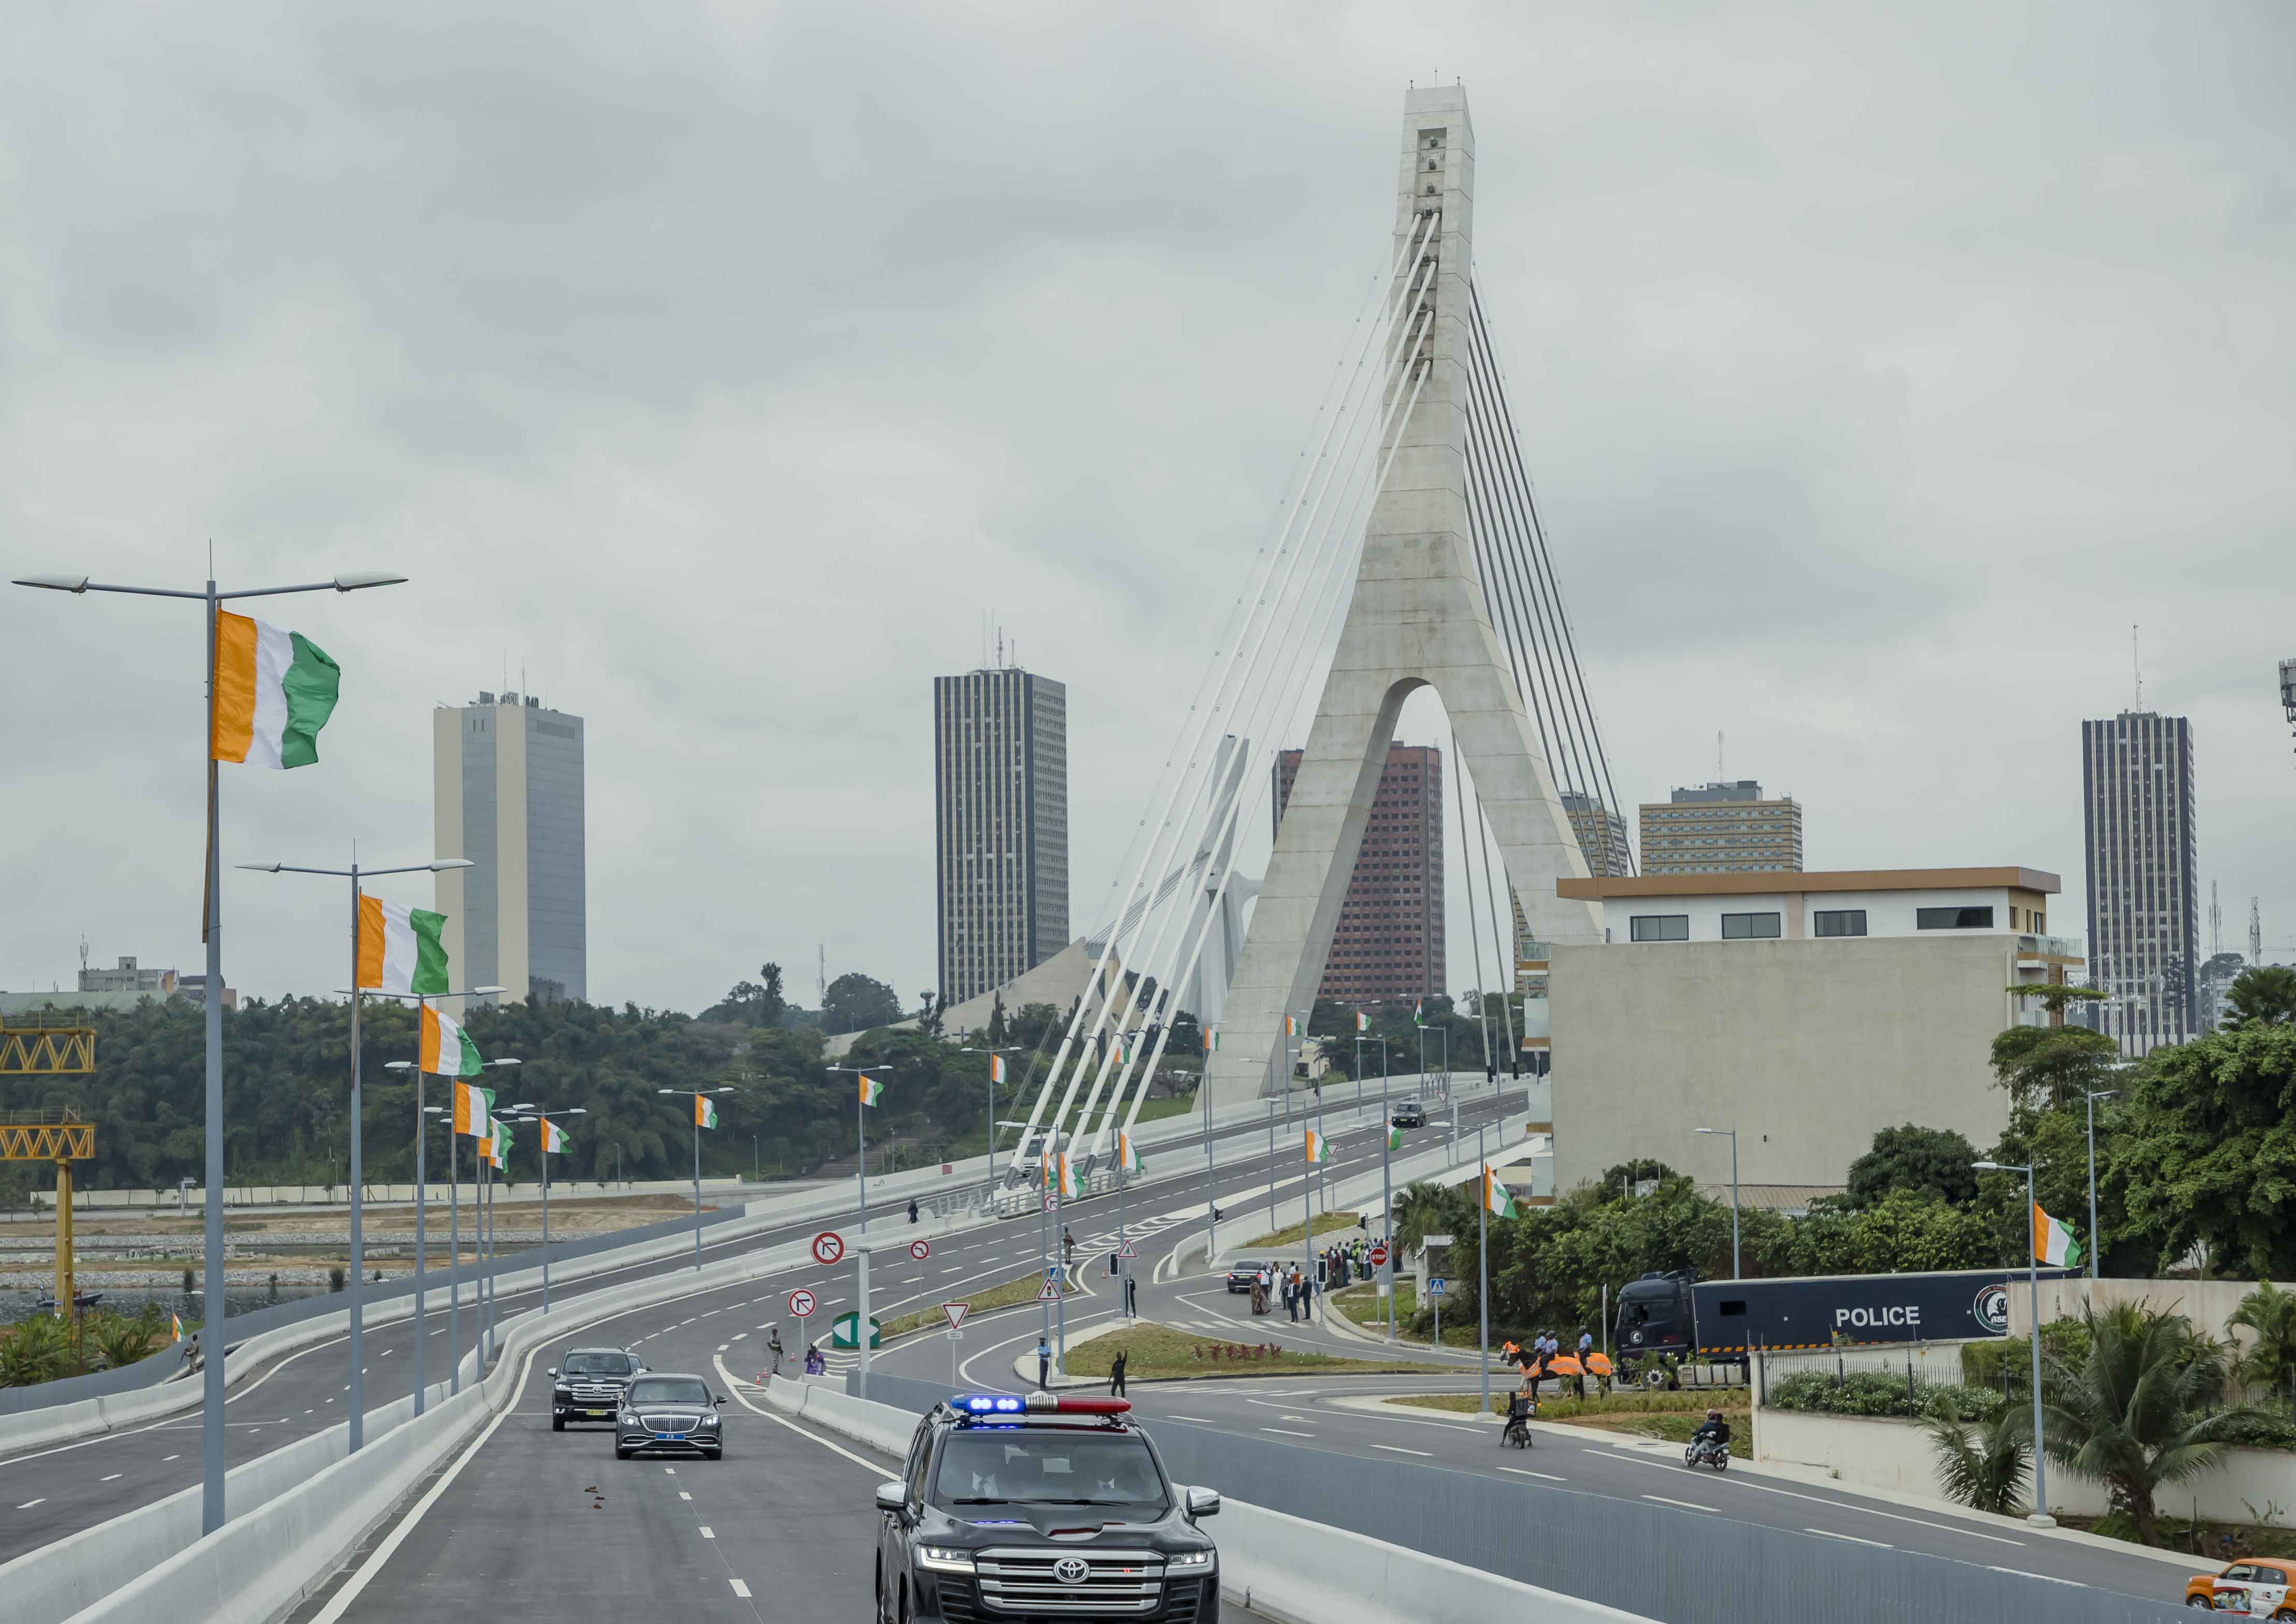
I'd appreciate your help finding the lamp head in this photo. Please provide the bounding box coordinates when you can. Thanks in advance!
[12,574,90,593]
[470,985,507,996]
[333,571,407,592]
[384,1061,413,1072]
[235,862,284,874]
[429,858,474,872]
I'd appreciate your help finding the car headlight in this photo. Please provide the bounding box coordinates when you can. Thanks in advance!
[1168,1549,1215,1570]
[917,1546,975,1574]
[619,1412,637,1426]
[698,1413,721,1429]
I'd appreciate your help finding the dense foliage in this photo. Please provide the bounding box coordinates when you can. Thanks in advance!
[1768,1369,2004,1421]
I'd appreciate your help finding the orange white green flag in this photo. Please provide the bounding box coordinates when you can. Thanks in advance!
[2033,1203,2081,1268]
[1483,1164,1518,1218]
[210,610,341,769]
[1356,1010,1371,1032]
[989,1055,1007,1084]
[1202,1027,1219,1053]
[1117,1132,1142,1175]
[421,1004,481,1077]
[452,1081,491,1136]
[859,1076,886,1107]
[1304,1130,1332,1164]
[355,896,449,996]
[1284,1015,1300,1037]
[1045,1151,1078,1199]
[537,1116,570,1154]
[490,1117,510,1171]
[695,1094,719,1129]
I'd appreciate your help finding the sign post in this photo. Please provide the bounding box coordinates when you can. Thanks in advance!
[944,1302,969,1384]
[1429,1275,1446,1348]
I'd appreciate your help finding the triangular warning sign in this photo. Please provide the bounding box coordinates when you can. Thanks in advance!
[943,1302,970,1330]
[1037,1275,1063,1302]
[1116,1240,1137,1259]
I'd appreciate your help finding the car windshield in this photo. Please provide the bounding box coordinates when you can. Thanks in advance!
[564,1353,633,1376]
[628,1378,710,1406]
[933,1431,1169,1510]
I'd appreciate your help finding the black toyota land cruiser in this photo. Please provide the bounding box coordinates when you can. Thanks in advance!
[875,1392,1220,1622]
[550,1345,646,1432]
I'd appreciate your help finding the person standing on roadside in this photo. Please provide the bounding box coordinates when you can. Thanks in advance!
[767,1325,785,1379]
[1036,1334,1052,1390]
[1108,1348,1129,1398]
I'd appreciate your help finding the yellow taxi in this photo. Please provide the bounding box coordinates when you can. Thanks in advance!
[2186,1560,2293,1615]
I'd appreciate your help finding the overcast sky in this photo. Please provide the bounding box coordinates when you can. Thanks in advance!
[4,2,2292,1015]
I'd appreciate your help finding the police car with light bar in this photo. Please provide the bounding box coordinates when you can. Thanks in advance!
[875,1392,1220,1622]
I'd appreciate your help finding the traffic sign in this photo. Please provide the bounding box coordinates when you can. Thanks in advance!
[1428,1276,1447,1297]
[831,1310,881,1349]
[943,1302,969,1330]
[786,1288,817,1320]
[1045,1262,1066,1284]
[810,1230,845,1266]
[1116,1240,1136,1259]
[1036,1275,1063,1302]
[1043,1194,1059,1214]
[910,1239,932,1262]
[1369,1244,1389,1268]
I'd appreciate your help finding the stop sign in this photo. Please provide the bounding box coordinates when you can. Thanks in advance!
[1370,1244,1389,1267]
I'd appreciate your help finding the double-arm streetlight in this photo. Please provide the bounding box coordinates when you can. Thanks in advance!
[1974,1159,2056,1527]
[13,565,404,1533]
[1695,1127,1742,1279]
[238,853,471,1452]
[500,1105,585,1310]
[960,1046,1024,1214]
[388,1033,509,1406]
[470,1058,521,1362]
[659,1087,735,1270]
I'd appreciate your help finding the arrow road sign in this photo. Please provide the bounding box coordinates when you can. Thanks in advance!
[810,1231,845,1266]
[1043,1195,1059,1214]
[1369,1244,1389,1267]
[910,1239,932,1261]
[943,1302,969,1330]
[787,1289,817,1319]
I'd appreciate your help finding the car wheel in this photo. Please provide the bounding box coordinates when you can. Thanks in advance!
[897,1578,911,1623]
[552,1416,565,1433]
[2183,1598,2210,1608]
[615,1446,632,1461]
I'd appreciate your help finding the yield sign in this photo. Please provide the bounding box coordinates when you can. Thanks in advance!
[910,1239,932,1261]
[942,1302,969,1331]
[787,1288,817,1319]
[1369,1244,1389,1267]
[1036,1274,1063,1302]
[810,1230,845,1266]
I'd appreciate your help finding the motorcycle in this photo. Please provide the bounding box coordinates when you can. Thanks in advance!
[1502,1398,1537,1449]
[1684,1435,1729,1472]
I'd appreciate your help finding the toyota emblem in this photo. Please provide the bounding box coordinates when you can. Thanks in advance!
[1053,1558,1090,1587]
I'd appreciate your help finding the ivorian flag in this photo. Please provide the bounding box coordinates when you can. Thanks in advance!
[210,611,341,769]
[421,1004,482,1076]
[1483,1165,1518,1218]
[1203,1028,1219,1053]
[490,1118,509,1171]
[475,1129,494,1164]
[695,1094,719,1129]
[538,1116,570,1154]
[1118,1033,1135,1065]
[1356,1010,1371,1032]
[989,1055,1007,1084]
[1388,1125,1403,1151]
[1305,1130,1332,1164]
[452,1080,490,1137]
[1044,1152,1078,1199]
[858,1076,886,1107]
[1413,999,1425,1027]
[1284,1015,1300,1037]
[355,896,449,995]
[1118,1132,1142,1174]
[2033,1202,2081,1268]
[171,1312,184,1342]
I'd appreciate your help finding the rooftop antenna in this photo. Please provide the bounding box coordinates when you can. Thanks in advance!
[2251,898,2263,967]
[1716,730,1723,783]
[817,944,826,1010]
[2211,881,2222,959]
[79,934,89,977]
[2132,624,2142,710]
[996,620,1004,670]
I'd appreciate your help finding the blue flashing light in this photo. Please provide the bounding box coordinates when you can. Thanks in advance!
[953,1394,1025,1414]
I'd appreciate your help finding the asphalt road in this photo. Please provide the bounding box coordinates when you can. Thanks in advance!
[868,1203,2206,1618]
[0,1078,1516,1567]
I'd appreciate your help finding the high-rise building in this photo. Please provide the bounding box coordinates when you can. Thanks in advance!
[1273,744,1444,1003]
[1639,781,1803,875]
[934,667,1069,1005]
[433,691,588,1006]
[1560,791,1633,877]
[2081,711,2197,1055]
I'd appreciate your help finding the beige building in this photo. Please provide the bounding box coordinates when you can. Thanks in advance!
[1639,780,1803,875]
[1548,867,2081,1196]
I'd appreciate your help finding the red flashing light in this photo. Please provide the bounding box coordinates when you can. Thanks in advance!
[1054,1397,1132,1414]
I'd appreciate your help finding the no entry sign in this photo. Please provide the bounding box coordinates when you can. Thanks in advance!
[810,1230,845,1266]
[787,1289,817,1320]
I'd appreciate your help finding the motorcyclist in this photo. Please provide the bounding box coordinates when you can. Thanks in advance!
[1502,1385,1535,1445]
[1691,1407,1731,1454]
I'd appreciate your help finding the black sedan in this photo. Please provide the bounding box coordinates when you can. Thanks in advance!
[613,1373,728,1460]
[1391,1100,1427,1129]
[1224,1262,1270,1294]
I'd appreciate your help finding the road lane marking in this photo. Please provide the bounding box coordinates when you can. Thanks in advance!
[1641,1494,1716,1513]
[18,1497,46,1508]
[1499,1466,1566,1482]
[163,1454,180,1462]
[1169,1415,1217,1424]
[1596,1450,2026,1546]
[730,1579,752,1597]
[1988,1568,2083,1587]
[1808,1528,1892,1548]
[1370,1443,1430,1457]
[680,1491,692,1501]
[714,1356,888,1475]
[1260,1428,1314,1438]
[101,1473,122,1481]
[664,1467,676,1475]
[700,1526,716,1538]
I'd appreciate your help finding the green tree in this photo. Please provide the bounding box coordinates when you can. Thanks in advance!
[701,962,787,1028]
[2223,965,2296,1028]
[822,973,904,1036]
[1923,1393,2031,1516]
[2037,1301,2268,1545]
[1845,1124,1980,1208]
[2108,1021,2296,1280]
[1988,1024,2121,1113]
[2228,1280,2296,1400]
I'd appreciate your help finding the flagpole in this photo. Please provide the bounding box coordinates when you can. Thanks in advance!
[1300,1129,1313,1321]
[1478,1125,1490,1419]
[413,1046,426,1417]
[346,860,364,1452]
[447,1106,460,1394]
[693,1108,702,1272]
[200,574,225,1531]
[1382,1094,1394,1344]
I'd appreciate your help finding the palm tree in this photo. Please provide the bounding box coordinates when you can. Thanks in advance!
[1923,1393,2030,1517]
[2223,965,2296,1028]
[2037,1301,2269,1544]
[2229,1281,2296,1401]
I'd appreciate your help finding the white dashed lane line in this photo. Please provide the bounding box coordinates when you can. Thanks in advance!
[1499,1466,1566,1483]
[1369,1444,1429,1457]
[1809,1528,1892,1548]
[1641,1494,1716,1514]
[1260,1428,1314,1438]
[731,1580,752,1598]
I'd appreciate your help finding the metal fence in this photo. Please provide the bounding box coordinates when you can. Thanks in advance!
[1758,1341,1971,1405]
[851,1370,2186,1624]
[0,1201,751,1416]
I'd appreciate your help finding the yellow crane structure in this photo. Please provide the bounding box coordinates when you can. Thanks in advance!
[0,1019,97,1316]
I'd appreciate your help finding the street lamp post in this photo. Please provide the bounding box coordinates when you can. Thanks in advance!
[474,1058,519,1363]
[1696,1127,1741,1279]
[1974,1159,2056,1527]
[960,1046,1023,1215]
[14,565,405,1533]
[236,853,470,1452]
[825,1064,890,1397]
[2085,1090,2117,1283]
[503,1106,585,1312]
[658,1087,734,1271]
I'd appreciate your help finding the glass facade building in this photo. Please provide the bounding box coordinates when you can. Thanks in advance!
[933,667,1068,1005]
[2080,710,2197,1056]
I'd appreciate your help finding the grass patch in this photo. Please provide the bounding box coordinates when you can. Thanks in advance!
[1391,1389,1751,1457]
[1240,1210,1362,1250]
[2055,1513,2296,1561]
[1064,1321,1451,1383]
[879,1270,1077,1341]
[1330,1281,1487,1349]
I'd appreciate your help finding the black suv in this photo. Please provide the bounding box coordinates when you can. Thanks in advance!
[612,1372,727,1460]
[1390,1100,1427,1129]
[876,1393,1219,1622]
[551,1346,646,1431]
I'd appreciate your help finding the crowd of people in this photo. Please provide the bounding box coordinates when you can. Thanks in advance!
[1244,1232,1389,1321]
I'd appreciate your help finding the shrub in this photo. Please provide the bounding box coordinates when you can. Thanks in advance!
[1770,1369,2005,1421]
[0,1314,72,1387]
[1925,1393,2031,1516]
[89,1312,158,1373]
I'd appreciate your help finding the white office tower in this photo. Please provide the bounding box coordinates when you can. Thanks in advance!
[433,691,588,1005]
